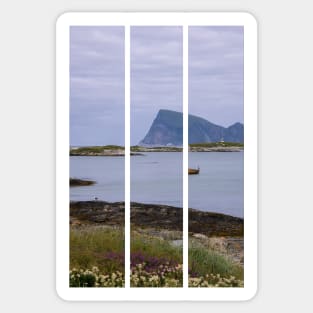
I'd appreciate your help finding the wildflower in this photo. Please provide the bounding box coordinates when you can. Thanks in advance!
[92,266,99,273]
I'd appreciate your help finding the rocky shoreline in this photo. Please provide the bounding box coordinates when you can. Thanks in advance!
[70,200,244,267]
[69,144,243,156]
[70,200,243,237]
[189,146,243,152]
[70,150,144,156]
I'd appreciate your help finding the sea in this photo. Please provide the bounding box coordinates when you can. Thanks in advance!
[70,151,243,218]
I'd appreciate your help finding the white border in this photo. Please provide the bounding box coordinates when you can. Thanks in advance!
[56,12,258,301]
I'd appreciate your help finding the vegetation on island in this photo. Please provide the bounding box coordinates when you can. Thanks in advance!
[130,145,182,152]
[189,142,243,148]
[69,142,243,156]
[72,145,124,152]
[70,145,124,155]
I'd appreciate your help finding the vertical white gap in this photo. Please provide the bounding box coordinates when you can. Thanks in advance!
[183,25,189,288]
[124,25,130,289]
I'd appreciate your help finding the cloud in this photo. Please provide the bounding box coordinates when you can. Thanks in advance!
[70,26,125,145]
[70,26,244,145]
[131,26,183,144]
[189,26,244,127]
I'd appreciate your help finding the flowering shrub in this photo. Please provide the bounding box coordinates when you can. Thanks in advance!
[130,251,183,287]
[70,267,124,287]
[131,263,183,287]
[131,252,179,272]
[189,273,243,287]
[70,244,243,288]
[70,266,243,288]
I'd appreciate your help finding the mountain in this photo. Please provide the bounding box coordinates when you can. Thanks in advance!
[139,109,243,145]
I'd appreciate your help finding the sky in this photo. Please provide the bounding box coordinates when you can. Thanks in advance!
[131,27,183,144]
[70,26,243,146]
[189,26,244,127]
[70,26,125,146]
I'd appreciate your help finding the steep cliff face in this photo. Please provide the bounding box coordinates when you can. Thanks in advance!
[140,109,243,145]
[139,109,183,146]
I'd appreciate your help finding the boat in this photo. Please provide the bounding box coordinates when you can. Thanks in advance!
[188,167,200,175]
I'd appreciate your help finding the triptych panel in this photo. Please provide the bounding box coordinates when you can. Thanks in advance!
[57,12,257,301]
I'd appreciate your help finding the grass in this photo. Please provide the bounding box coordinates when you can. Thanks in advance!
[130,145,142,151]
[130,146,182,152]
[70,226,243,287]
[131,232,182,264]
[70,145,124,154]
[130,232,183,287]
[70,226,124,273]
[189,244,243,280]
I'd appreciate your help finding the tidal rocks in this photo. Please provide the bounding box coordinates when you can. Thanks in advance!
[70,178,96,187]
[70,201,243,237]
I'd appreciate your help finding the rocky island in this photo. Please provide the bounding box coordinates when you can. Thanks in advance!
[70,142,243,156]
[140,109,244,146]
[70,145,144,156]
[70,178,96,186]
[69,109,244,157]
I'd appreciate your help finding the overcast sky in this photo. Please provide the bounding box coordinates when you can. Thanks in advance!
[70,26,243,146]
[70,26,125,146]
[131,26,183,144]
[189,26,244,127]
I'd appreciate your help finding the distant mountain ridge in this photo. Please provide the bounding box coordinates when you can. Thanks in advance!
[140,109,243,146]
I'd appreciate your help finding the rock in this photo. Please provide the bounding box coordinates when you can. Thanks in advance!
[70,178,95,186]
[70,201,243,237]
[192,233,207,240]
[140,109,244,146]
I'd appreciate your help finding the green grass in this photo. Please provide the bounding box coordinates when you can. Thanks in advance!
[130,146,182,152]
[70,145,124,154]
[189,245,243,280]
[130,145,141,151]
[131,232,182,263]
[70,226,124,273]
[70,226,242,283]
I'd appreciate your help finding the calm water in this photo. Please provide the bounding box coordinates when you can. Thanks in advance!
[189,152,243,218]
[131,152,183,207]
[70,156,125,202]
[70,151,243,217]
